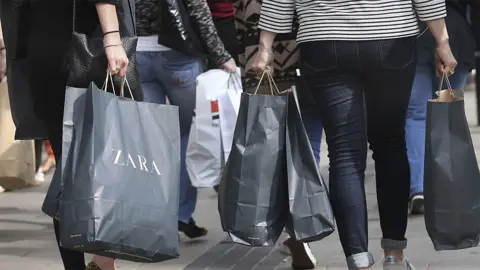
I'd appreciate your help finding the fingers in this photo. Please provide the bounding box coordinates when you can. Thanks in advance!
[108,58,128,77]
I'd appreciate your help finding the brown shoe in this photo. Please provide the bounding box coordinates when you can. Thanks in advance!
[283,237,317,269]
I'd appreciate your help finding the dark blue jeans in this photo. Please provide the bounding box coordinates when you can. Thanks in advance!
[300,37,416,269]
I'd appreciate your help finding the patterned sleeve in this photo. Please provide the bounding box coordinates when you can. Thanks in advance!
[186,0,232,65]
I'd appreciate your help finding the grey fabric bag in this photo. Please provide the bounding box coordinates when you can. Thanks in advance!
[42,87,86,219]
[218,86,289,247]
[284,88,335,242]
[59,83,181,262]
[424,82,480,251]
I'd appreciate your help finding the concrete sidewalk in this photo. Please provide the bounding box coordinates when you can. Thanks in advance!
[1,90,480,270]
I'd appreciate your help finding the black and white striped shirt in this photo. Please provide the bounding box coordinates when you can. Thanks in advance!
[258,0,447,43]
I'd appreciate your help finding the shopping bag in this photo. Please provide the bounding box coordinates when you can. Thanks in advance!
[59,78,181,262]
[424,75,480,251]
[284,86,335,242]
[42,87,86,219]
[218,72,242,162]
[186,68,241,188]
[218,73,288,246]
[0,82,36,189]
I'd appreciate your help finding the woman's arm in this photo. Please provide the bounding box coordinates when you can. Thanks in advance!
[187,0,232,65]
[413,0,457,75]
[92,1,129,76]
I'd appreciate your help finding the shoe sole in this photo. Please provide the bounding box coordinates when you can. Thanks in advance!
[410,195,424,215]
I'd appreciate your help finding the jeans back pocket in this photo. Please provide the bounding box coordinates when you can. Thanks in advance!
[377,37,416,70]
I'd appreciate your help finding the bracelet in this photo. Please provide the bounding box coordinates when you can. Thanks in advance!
[103,30,120,37]
[104,42,123,49]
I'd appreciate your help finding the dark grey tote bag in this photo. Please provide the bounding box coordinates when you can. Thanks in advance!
[59,81,181,262]
[284,87,335,242]
[218,74,289,247]
[424,76,480,251]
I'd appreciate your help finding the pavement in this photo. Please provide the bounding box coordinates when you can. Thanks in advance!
[2,85,480,270]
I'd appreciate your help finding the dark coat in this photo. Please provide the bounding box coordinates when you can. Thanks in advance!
[1,0,135,140]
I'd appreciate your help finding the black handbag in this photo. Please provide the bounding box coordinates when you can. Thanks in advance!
[66,0,143,101]
[157,0,208,58]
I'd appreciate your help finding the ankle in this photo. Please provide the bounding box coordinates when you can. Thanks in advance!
[384,250,404,261]
[92,256,116,270]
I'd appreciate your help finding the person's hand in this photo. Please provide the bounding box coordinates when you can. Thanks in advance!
[0,48,6,82]
[435,40,457,77]
[221,58,237,73]
[252,45,273,77]
[104,33,128,76]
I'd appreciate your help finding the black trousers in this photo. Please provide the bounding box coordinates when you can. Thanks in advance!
[300,37,416,260]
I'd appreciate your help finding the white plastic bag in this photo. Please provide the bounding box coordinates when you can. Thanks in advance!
[186,69,242,188]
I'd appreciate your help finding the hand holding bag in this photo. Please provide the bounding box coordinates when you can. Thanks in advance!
[66,0,143,101]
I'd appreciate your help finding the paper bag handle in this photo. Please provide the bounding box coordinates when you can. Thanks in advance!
[254,71,280,95]
[437,72,454,97]
[102,72,135,100]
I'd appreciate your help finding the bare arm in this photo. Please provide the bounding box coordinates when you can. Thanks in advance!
[95,2,129,76]
[425,19,449,46]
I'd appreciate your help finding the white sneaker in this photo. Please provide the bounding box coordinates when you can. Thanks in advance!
[383,255,415,270]
[0,186,4,193]
[35,171,45,183]
[282,237,317,269]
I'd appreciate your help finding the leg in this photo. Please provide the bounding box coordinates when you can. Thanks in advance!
[405,62,434,214]
[136,52,167,104]
[155,50,207,237]
[300,41,372,270]
[362,38,416,262]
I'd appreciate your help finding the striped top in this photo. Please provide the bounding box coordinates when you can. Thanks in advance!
[258,0,447,43]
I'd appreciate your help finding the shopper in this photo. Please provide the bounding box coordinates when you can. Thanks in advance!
[254,0,456,269]
[5,0,131,269]
[135,0,236,239]
[407,0,477,215]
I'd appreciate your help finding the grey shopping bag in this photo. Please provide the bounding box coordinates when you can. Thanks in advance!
[218,73,289,247]
[424,75,480,251]
[284,87,335,242]
[59,80,181,262]
[42,87,86,220]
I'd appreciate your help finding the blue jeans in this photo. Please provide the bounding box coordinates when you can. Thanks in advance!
[300,38,416,269]
[136,50,203,223]
[407,63,469,195]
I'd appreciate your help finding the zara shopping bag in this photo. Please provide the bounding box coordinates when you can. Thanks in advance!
[0,82,36,189]
[59,78,181,262]
[424,75,480,251]
[218,73,288,246]
[186,69,242,188]
[284,86,335,242]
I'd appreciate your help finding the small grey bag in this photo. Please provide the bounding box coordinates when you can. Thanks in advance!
[59,79,181,262]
